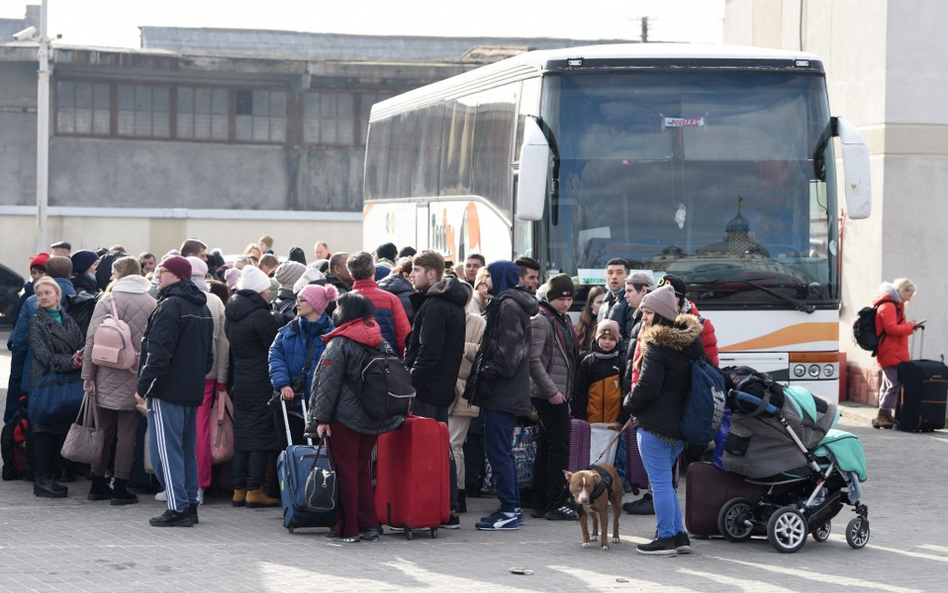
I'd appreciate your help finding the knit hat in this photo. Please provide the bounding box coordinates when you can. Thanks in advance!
[626,271,656,289]
[225,268,242,292]
[639,284,679,323]
[30,252,50,271]
[657,274,687,299]
[545,273,574,301]
[287,246,307,265]
[274,261,307,289]
[374,263,392,282]
[187,256,209,291]
[71,250,100,276]
[159,255,192,282]
[238,265,270,294]
[595,319,621,341]
[376,242,398,262]
[298,284,338,316]
[44,256,72,279]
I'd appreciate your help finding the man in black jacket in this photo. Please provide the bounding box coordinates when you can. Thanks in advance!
[135,256,214,527]
[405,250,467,528]
[464,260,538,531]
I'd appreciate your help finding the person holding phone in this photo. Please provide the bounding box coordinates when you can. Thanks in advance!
[872,278,919,429]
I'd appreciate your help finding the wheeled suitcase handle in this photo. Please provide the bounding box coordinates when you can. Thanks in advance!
[280,397,312,447]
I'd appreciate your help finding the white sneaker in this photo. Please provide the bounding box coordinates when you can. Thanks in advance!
[155,490,167,502]
[197,488,204,506]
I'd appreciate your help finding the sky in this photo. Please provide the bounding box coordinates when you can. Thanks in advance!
[2,0,725,48]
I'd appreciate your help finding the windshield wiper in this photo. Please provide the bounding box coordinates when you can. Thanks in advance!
[740,280,815,314]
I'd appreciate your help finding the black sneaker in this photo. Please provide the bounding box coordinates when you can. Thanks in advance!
[475,510,520,531]
[544,505,577,521]
[529,507,547,519]
[360,528,380,541]
[441,512,461,529]
[149,509,195,527]
[637,536,678,556]
[189,505,199,525]
[675,531,691,554]
[623,493,655,515]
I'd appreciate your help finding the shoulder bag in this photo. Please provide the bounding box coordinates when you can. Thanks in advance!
[28,370,84,425]
[60,391,106,464]
[304,435,338,513]
[210,390,235,464]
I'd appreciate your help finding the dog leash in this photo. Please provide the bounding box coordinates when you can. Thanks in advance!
[591,418,633,465]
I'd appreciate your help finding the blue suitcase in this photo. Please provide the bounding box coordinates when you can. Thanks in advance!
[277,399,336,533]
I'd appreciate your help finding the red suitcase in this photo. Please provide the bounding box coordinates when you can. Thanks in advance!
[375,415,450,538]
[684,461,769,537]
[567,418,591,472]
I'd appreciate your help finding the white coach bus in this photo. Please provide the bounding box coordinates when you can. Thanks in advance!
[362,44,871,401]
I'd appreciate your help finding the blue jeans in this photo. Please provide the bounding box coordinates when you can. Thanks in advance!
[637,430,684,539]
[483,408,518,513]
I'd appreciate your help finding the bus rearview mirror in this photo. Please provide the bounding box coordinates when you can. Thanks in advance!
[516,117,550,222]
[835,117,871,219]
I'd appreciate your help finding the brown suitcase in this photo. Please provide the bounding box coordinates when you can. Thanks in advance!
[684,462,770,537]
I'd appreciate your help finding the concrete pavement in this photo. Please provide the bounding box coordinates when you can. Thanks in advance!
[2,333,947,593]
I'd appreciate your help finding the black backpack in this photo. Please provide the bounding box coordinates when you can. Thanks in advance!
[853,303,885,354]
[352,343,415,420]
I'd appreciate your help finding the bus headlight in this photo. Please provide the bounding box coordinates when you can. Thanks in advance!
[823,364,835,378]
[793,365,807,378]
[808,364,821,378]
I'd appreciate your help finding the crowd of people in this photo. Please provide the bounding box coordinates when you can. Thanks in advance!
[20,234,899,557]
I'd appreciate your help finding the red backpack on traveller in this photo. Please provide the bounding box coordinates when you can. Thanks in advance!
[91,298,138,370]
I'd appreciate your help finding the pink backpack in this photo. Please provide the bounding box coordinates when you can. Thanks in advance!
[91,298,138,371]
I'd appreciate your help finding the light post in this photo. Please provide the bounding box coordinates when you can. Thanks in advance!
[36,0,50,255]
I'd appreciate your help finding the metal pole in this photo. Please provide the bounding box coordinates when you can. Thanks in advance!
[36,0,50,255]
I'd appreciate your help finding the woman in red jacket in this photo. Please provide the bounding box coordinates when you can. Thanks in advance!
[872,278,919,429]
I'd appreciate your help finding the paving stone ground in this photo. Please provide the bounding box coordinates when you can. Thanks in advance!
[2,331,946,592]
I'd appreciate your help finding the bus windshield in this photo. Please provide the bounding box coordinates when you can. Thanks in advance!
[541,71,839,307]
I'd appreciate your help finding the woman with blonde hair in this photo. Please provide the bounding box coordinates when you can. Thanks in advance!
[871,277,920,429]
[81,256,157,504]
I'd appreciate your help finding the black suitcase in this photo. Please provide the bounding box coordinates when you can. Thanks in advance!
[895,325,947,432]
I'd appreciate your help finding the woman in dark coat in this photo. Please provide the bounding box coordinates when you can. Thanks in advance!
[27,277,85,498]
[224,266,280,508]
[622,284,705,556]
[307,293,402,542]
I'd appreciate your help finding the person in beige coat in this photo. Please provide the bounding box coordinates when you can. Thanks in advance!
[81,257,157,505]
[447,282,486,514]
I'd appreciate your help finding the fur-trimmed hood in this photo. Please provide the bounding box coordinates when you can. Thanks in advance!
[635,314,704,370]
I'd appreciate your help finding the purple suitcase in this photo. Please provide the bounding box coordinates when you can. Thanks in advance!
[568,418,591,472]
[626,426,680,493]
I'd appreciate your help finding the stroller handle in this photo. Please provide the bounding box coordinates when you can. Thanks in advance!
[729,389,781,417]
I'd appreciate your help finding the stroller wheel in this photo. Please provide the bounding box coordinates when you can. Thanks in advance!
[718,498,755,542]
[846,517,870,549]
[812,521,831,542]
[767,507,808,553]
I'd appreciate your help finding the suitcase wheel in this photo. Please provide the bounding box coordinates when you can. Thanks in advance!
[430,527,438,539]
[404,529,413,541]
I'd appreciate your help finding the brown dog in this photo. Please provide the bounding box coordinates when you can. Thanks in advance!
[564,463,623,550]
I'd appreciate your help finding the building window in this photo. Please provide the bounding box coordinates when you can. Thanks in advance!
[117,85,170,138]
[56,81,110,135]
[177,87,229,141]
[304,92,355,145]
[235,89,286,143]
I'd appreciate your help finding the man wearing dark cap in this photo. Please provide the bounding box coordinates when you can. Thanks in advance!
[135,256,214,527]
[50,241,71,257]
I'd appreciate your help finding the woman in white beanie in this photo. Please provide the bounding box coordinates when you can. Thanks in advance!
[622,284,706,556]
[224,266,280,508]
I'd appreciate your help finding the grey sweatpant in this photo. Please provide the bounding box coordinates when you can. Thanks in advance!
[147,398,199,512]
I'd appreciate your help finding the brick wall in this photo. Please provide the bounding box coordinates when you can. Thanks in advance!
[847,363,881,406]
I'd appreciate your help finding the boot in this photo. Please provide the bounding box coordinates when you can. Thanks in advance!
[232,487,248,507]
[34,475,68,498]
[245,487,280,508]
[110,478,139,505]
[872,409,895,429]
[87,475,113,501]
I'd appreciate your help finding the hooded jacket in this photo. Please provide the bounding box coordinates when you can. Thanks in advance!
[573,344,628,423]
[81,275,156,411]
[269,313,334,397]
[463,261,538,415]
[405,276,468,407]
[137,280,214,407]
[306,318,403,436]
[378,272,415,323]
[351,277,411,357]
[623,314,705,440]
[225,289,281,451]
[874,282,914,368]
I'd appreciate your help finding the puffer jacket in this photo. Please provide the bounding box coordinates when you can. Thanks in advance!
[683,300,719,366]
[378,273,415,323]
[137,280,214,407]
[28,307,85,433]
[351,278,411,356]
[405,276,468,407]
[448,310,486,417]
[623,314,705,441]
[530,300,578,401]
[306,317,403,436]
[269,313,334,396]
[573,347,628,423]
[225,289,280,452]
[464,263,538,415]
[874,282,914,368]
[204,290,230,383]
[81,275,156,411]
